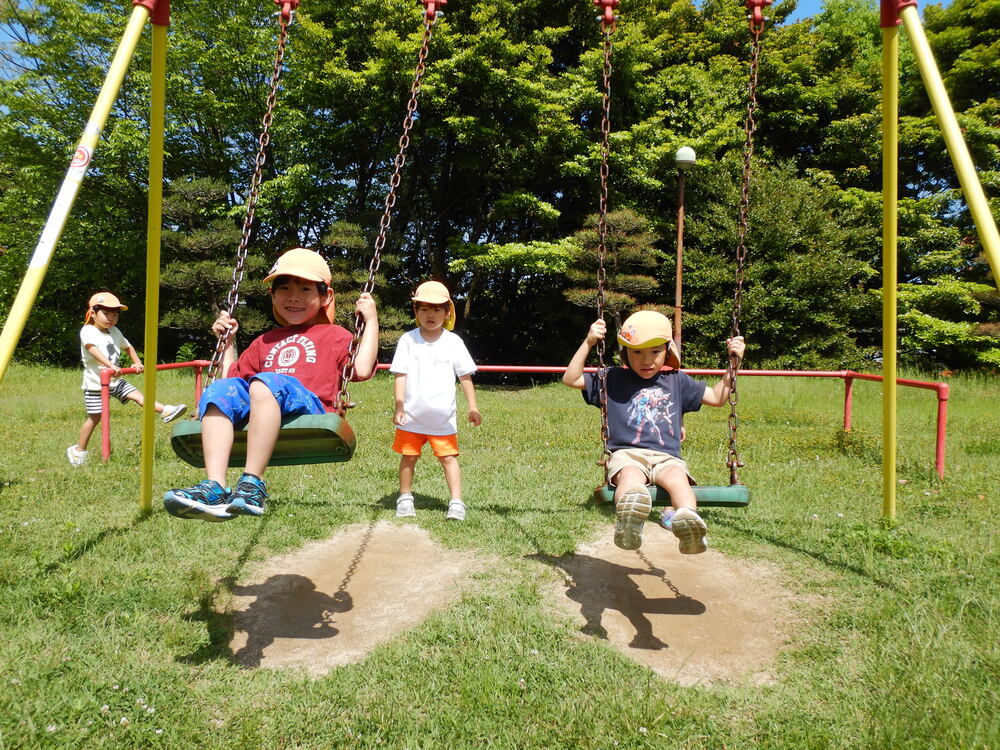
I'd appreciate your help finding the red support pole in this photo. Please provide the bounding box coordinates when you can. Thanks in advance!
[100,368,112,462]
[935,383,949,479]
[843,373,855,432]
[273,0,300,21]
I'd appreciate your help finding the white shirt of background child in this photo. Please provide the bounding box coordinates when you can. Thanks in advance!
[390,328,476,435]
[79,324,130,390]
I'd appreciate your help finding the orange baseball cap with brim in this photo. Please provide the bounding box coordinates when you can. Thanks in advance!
[263,247,335,325]
[616,310,681,369]
[412,280,456,330]
[85,292,128,323]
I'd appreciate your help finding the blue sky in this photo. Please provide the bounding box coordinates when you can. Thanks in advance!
[780,0,954,24]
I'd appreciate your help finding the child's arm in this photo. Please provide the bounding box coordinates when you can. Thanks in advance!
[352,293,380,380]
[562,319,606,389]
[459,374,481,426]
[702,336,746,406]
[211,311,239,374]
[85,343,122,376]
[125,345,144,373]
[393,373,407,426]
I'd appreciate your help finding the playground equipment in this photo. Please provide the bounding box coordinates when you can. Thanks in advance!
[0,0,996,516]
[170,0,444,469]
[587,0,770,509]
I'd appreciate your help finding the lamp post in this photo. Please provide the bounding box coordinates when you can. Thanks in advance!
[674,146,696,357]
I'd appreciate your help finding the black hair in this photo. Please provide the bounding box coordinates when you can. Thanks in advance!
[269,275,329,297]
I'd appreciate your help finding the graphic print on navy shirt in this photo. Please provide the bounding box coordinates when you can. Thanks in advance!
[582,367,706,458]
[627,385,678,445]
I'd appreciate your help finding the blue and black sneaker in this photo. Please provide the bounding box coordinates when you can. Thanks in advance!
[163,480,234,522]
[227,473,268,517]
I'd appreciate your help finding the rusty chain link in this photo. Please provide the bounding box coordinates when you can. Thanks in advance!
[336,10,439,414]
[726,21,765,484]
[208,6,295,382]
[595,26,614,479]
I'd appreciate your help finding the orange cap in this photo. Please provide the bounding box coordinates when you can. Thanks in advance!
[412,280,456,331]
[617,310,680,369]
[263,248,335,325]
[85,292,128,324]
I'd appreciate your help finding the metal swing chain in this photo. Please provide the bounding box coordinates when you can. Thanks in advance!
[595,19,615,478]
[726,6,768,484]
[208,0,299,382]
[336,2,443,415]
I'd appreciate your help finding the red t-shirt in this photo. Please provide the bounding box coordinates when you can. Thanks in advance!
[227,323,368,412]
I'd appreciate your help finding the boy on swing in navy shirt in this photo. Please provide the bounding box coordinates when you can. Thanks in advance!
[563,310,745,553]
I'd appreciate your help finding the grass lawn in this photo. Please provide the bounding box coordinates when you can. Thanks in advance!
[0,362,996,749]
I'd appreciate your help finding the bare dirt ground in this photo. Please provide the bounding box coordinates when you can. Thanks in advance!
[533,523,794,686]
[226,520,793,685]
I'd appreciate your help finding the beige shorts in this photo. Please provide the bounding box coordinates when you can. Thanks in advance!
[607,448,695,487]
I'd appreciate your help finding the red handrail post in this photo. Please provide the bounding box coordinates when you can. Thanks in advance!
[100,368,112,462]
[935,382,949,479]
[194,362,204,406]
[843,372,855,431]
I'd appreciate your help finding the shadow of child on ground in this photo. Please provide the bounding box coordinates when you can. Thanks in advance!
[231,573,353,667]
[528,552,705,651]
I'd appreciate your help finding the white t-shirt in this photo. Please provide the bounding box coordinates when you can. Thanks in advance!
[389,328,477,435]
[79,324,130,390]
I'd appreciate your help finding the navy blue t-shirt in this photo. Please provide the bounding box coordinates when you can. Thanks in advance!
[583,367,706,458]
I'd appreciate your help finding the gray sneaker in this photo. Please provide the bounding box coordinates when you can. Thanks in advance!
[671,507,708,554]
[445,500,466,521]
[162,404,187,423]
[396,493,416,518]
[614,486,652,550]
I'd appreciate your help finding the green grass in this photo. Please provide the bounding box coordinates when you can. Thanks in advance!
[0,363,997,749]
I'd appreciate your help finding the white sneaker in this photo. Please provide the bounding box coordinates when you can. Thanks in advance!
[671,507,708,554]
[395,493,416,518]
[162,404,187,423]
[66,445,88,467]
[446,500,466,521]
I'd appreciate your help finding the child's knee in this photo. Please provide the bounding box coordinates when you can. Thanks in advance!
[248,379,277,403]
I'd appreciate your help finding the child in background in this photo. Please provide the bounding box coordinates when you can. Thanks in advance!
[67,292,186,466]
[390,281,481,521]
[163,248,379,521]
[563,310,745,553]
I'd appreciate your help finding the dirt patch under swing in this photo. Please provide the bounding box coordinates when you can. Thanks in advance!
[225,519,794,685]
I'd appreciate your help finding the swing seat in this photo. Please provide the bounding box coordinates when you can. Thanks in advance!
[170,413,356,468]
[595,483,750,508]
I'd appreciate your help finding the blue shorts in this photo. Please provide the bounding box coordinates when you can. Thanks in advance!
[197,373,326,428]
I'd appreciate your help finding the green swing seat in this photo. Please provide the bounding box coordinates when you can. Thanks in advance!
[595,483,750,508]
[170,413,356,468]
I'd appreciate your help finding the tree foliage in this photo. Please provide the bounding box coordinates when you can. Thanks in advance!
[0,0,997,371]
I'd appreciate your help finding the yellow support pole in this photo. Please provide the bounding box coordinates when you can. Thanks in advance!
[882,24,899,521]
[899,5,1000,291]
[140,21,168,513]
[0,4,152,383]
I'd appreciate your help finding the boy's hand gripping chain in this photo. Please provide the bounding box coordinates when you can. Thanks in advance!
[594,2,616,477]
[727,0,770,483]
[336,0,444,415]
[209,0,300,382]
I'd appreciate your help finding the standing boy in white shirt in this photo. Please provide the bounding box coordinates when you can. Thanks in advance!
[390,281,481,521]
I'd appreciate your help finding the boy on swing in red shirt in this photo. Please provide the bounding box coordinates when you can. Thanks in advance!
[164,248,379,521]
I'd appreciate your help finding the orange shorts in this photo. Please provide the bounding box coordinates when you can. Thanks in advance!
[392,429,459,457]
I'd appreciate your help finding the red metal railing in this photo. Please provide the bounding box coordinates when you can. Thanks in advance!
[376,364,949,478]
[98,359,211,462]
[98,362,946,477]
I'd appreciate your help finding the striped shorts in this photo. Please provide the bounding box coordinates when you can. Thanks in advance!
[83,379,137,414]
